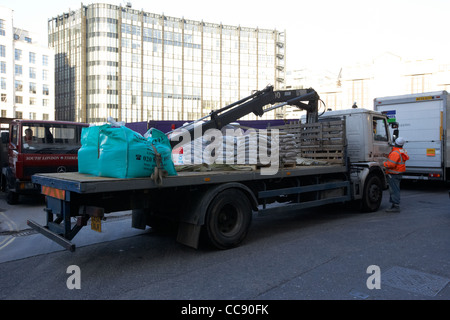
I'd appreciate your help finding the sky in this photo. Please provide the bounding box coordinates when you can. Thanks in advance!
[2,0,450,73]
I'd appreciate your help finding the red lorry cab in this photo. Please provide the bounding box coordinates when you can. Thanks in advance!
[1,119,88,204]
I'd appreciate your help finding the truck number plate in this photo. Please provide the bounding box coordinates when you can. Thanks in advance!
[91,216,102,233]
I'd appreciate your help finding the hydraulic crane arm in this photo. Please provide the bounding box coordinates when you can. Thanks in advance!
[169,85,320,148]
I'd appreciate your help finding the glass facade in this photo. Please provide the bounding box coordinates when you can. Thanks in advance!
[49,3,286,123]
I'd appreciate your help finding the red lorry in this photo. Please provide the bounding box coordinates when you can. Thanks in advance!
[0,118,88,204]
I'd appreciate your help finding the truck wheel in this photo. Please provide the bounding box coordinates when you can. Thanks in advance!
[204,188,252,249]
[6,186,19,205]
[361,174,382,212]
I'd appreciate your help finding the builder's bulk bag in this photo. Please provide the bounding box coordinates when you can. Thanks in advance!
[145,128,177,176]
[98,126,156,179]
[78,124,110,176]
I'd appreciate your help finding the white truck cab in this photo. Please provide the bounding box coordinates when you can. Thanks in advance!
[320,108,393,165]
[318,108,396,210]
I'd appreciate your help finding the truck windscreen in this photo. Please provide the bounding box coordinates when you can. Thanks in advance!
[22,123,82,154]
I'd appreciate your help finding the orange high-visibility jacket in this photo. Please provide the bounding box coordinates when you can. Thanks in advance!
[383,147,409,174]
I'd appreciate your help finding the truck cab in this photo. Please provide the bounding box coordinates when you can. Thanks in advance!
[317,108,396,211]
[0,119,88,204]
[320,108,393,164]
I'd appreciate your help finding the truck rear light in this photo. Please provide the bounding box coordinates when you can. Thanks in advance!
[428,173,441,178]
[19,182,35,190]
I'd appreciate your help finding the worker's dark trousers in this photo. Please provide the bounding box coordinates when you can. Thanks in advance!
[387,174,402,206]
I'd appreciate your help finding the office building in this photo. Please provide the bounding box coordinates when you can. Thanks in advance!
[49,3,286,123]
[286,52,450,117]
[0,6,55,121]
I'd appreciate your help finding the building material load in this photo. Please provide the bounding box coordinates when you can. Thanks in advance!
[78,123,177,179]
[279,133,298,166]
[273,120,347,166]
[171,120,345,171]
[145,128,177,176]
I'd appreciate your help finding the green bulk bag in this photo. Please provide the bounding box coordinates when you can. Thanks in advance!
[98,126,156,179]
[145,128,177,176]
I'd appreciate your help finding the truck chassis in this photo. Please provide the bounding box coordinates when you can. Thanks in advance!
[28,164,361,252]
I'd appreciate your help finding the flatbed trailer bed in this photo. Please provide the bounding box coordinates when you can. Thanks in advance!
[32,165,347,194]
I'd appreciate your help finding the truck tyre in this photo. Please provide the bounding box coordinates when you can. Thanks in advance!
[203,188,252,249]
[6,185,19,205]
[361,173,382,212]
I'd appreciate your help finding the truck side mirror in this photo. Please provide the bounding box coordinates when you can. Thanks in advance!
[392,129,399,141]
[390,122,399,129]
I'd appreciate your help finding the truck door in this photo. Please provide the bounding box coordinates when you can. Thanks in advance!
[372,116,391,164]
[9,123,18,175]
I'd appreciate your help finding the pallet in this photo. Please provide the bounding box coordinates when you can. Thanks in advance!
[273,120,346,165]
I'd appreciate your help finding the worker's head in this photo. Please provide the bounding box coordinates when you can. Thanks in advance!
[395,137,405,147]
[25,128,33,137]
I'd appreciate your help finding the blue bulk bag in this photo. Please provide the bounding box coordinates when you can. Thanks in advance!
[145,128,177,176]
[98,126,157,179]
[78,124,110,176]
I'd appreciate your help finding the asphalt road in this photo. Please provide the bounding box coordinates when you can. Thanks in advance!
[0,181,449,304]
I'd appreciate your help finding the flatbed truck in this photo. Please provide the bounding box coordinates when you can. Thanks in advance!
[28,86,396,252]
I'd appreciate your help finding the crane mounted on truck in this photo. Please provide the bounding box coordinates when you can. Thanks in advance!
[28,85,396,252]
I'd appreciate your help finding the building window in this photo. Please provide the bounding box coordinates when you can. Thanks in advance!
[15,80,23,92]
[409,74,431,94]
[15,111,22,119]
[15,49,22,61]
[29,67,36,79]
[43,55,48,66]
[1,93,6,102]
[29,52,36,64]
[1,77,5,90]
[43,113,49,120]
[29,112,36,119]
[43,99,49,106]
[15,96,23,104]
[15,64,22,76]
[0,45,5,57]
[43,84,49,96]
[0,19,5,36]
[30,97,36,105]
[42,69,48,81]
[1,110,6,117]
[29,82,36,94]
[1,62,5,74]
